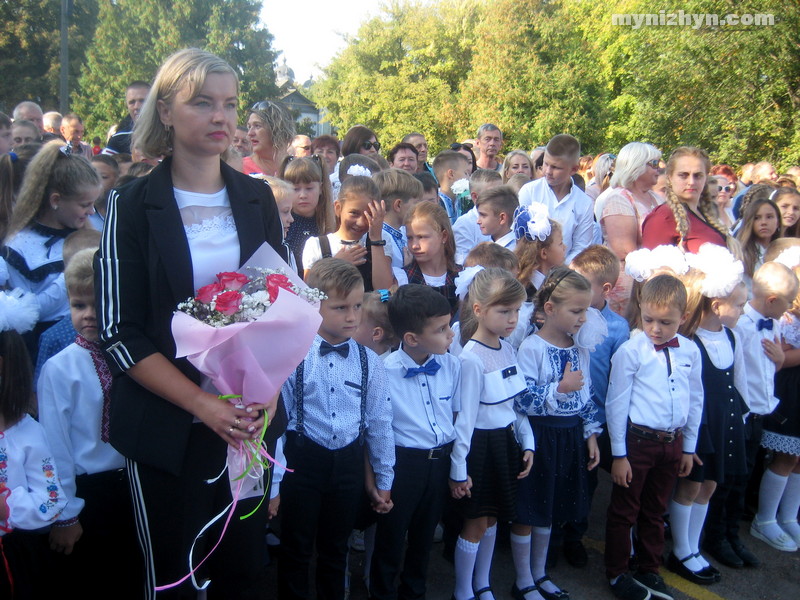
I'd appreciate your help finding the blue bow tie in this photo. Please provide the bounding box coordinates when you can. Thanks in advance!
[320,340,349,358]
[757,318,774,332]
[404,358,441,378]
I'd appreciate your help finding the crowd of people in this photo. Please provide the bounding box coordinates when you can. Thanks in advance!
[1,47,800,600]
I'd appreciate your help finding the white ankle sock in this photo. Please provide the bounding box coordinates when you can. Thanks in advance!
[472,525,497,598]
[756,469,790,539]
[510,532,535,590]
[778,473,800,542]
[669,500,703,571]
[689,502,710,568]
[531,526,559,595]
[454,536,479,600]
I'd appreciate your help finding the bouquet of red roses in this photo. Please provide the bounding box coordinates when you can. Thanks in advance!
[165,243,322,590]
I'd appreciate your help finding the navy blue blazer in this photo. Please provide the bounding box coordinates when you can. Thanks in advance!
[96,157,287,475]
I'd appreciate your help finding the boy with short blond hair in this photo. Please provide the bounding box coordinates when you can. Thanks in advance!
[432,150,472,224]
[703,261,800,563]
[279,258,394,600]
[475,185,518,251]
[374,167,424,268]
[605,274,703,600]
[518,134,593,263]
[38,248,141,596]
[453,169,503,264]
[562,245,629,565]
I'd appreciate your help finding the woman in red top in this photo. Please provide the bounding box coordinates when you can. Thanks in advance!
[641,147,736,254]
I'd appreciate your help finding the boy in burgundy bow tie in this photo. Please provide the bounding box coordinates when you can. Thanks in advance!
[604,274,703,600]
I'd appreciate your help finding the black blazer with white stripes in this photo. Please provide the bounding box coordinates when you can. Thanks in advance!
[95,157,286,476]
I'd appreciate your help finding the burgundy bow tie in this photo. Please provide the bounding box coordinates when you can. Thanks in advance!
[654,338,680,351]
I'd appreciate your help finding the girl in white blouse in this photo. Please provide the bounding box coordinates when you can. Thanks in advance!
[450,267,535,600]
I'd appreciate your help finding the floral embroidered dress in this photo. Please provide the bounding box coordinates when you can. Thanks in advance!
[0,414,67,534]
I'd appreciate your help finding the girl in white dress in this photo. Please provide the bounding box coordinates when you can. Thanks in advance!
[450,267,535,600]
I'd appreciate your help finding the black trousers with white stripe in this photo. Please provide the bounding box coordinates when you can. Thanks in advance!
[127,423,269,599]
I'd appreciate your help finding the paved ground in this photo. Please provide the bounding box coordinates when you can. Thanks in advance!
[259,469,800,599]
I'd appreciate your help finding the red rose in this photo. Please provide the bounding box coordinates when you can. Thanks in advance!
[196,282,224,303]
[217,272,249,291]
[214,290,243,316]
[267,274,294,303]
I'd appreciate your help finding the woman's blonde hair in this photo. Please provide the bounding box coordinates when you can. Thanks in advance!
[5,141,99,241]
[405,201,458,273]
[133,48,238,158]
[460,267,526,346]
[279,156,335,234]
[664,146,738,256]
[502,150,533,184]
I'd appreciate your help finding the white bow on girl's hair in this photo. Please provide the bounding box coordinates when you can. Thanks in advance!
[0,289,40,334]
[454,265,485,301]
[686,243,744,298]
[625,245,689,283]
[513,202,551,242]
[775,246,800,270]
[346,164,372,177]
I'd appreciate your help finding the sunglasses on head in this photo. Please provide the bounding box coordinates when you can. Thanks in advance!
[362,141,381,151]
[450,142,473,151]
[251,100,274,111]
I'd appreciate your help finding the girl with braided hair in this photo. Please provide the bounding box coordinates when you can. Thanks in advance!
[641,147,740,257]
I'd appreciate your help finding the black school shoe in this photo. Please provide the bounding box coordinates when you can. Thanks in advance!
[632,572,673,600]
[730,540,761,567]
[704,539,744,568]
[610,573,651,600]
[563,539,588,567]
[666,552,716,585]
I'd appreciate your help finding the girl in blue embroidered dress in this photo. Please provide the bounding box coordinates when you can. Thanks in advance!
[511,267,601,600]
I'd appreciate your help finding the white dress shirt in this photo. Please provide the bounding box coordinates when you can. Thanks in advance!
[37,343,126,521]
[606,331,703,456]
[733,303,782,415]
[384,348,460,449]
[493,230,517,252]
[281,335,395,489]
[453,207,491,264]
[518,178,595,263]
[450,339,535,481]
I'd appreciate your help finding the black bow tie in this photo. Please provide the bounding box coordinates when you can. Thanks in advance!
[320,340,349,358]
[757,318,773,332]
[654,338,680,351]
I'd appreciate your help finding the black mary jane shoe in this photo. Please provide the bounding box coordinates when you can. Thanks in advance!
[693,553,721,582]
[534,575,570,600]
[474,586,493,600]
[666,552,716,585]
[511,583,539,600]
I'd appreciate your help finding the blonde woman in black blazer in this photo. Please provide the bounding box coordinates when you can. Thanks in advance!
[96,49,285,599]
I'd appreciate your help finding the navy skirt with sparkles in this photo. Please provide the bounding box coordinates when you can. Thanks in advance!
[516,415,588,527]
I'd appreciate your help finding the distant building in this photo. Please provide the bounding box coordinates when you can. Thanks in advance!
[274,58,334,137]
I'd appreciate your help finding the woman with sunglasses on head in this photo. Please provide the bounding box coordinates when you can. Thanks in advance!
[341,125,381,158]
[242,99,295,177]
[595,142,663,314]
[710,164,739,230]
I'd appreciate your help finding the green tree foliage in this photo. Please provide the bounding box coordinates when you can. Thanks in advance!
[0,0,99,114]
[315,0,800,167]
[74,0,277,138]
[313,0,482,153]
